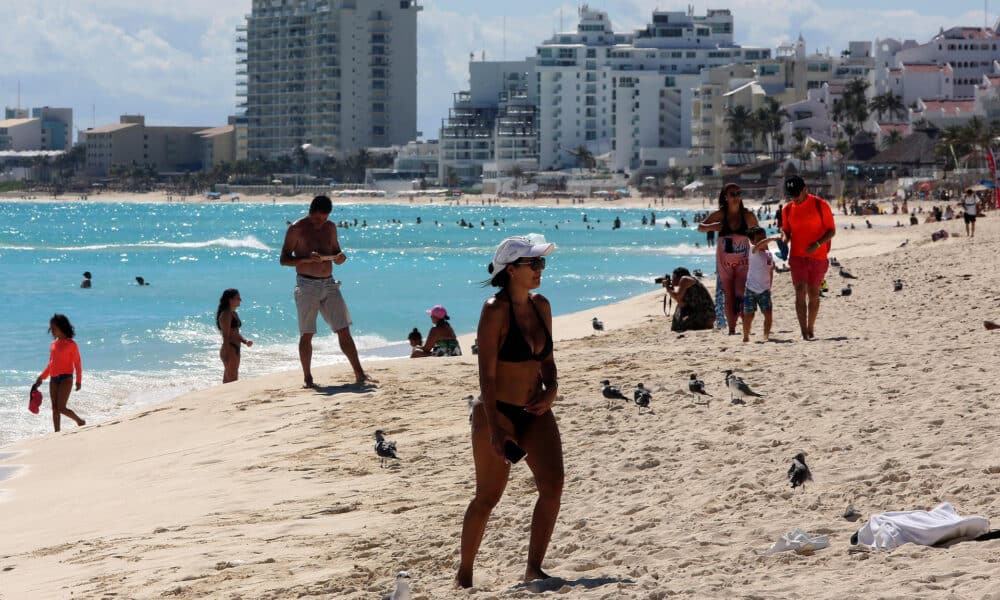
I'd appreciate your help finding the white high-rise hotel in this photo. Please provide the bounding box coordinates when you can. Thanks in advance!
[239,0,421,159]
[536,6,770,171]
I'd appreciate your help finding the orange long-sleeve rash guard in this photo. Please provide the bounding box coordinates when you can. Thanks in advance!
[39,338,82,384]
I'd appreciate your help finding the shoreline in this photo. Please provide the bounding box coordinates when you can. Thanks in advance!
[0,203,969,450]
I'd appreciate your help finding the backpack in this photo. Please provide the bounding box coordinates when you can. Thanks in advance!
[782,196,831,241]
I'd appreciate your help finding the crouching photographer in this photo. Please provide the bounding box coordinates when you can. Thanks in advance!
[658,267,715,332]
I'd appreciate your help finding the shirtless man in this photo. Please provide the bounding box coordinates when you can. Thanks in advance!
[280,195,375,387]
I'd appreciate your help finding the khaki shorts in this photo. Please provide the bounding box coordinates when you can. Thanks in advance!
[294,275,352,334]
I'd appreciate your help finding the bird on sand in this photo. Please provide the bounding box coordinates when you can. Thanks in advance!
[381,571,411,600]
[839,267,858,279]
[687,373,711,400]
[600,380,628,408]
[898,239,909,248]
[374,430,399,467]
[464,395,480,423]
[841,284,853,296]
[723,370,763,405]
[829,257,841,267]
[633,383,652,413]
[787,452,813,489]
[592,317,604,331]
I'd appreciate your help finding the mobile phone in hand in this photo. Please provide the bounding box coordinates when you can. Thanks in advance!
[504,440,527,464]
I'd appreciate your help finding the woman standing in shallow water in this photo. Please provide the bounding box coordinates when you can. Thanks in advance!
[217,289,253,383]
[456,236,563,588]
[33,314,86,432]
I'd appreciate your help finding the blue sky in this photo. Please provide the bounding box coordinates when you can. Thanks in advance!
[0,0,993,145]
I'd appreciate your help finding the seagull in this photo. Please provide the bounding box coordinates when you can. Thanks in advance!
[633,383,652,413]
[839,267,858,279]
[787,452,813,489]
[723,370,763,405]
[374,430,399,468]
[464,395,481,423]
[893,279,903,292]
[381,571,412,600]
[600,379,628,408]
[592,317,604,331]
[841,284,853,297]
[898,239,909,248]
[687,373,711,400]
[829,257,841,267]
[843,502,862,521]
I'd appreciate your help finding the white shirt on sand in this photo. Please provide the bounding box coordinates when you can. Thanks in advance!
[746,247,774,294]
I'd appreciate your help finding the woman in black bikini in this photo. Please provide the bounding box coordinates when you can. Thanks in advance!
[456,236,562,589]
[216,289,252,383]
[698,183,759,334]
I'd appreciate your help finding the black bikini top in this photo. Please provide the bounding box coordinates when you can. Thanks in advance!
[219,313,241,331]
[720,209,750,237]
[498,295,553,362]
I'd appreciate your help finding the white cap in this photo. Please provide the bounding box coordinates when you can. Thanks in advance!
[491,235,556,274]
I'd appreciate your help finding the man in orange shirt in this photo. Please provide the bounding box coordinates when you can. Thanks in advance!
[780,176,836,340]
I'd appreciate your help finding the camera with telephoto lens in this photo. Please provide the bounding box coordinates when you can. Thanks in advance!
[654,275,672,288]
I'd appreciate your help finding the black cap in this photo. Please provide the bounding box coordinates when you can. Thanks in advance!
[784,176,805,197]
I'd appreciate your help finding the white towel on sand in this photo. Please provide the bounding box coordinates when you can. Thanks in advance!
[856,502,990,551]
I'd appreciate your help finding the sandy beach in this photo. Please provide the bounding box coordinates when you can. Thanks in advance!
[1,207,998,599]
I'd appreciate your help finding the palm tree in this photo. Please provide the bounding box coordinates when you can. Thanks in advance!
[814,142,829,173]
[667,166,683,187]
[884,93,906,121]
[869,94,887,121]
[936,125,968,170]
[725,105,754,163]
[754,97,789,159]
[569,145,595,171]
[508,164,525,191]
[869,92,906,122]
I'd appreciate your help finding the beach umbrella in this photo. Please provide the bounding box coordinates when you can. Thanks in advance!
[979,180,996,188]
[682,181,704,192]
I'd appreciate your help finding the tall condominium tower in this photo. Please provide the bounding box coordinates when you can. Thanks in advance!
[238,0,421,159]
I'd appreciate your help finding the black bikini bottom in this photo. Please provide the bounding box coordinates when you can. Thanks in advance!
[496,401,534,438]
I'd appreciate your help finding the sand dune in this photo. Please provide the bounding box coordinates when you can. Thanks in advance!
[1,211,998,599]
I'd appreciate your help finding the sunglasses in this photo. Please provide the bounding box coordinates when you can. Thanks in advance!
[727,190,743,197]
[512,257,546,271]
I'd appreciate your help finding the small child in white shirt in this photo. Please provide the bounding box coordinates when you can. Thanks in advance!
[742,226,779,342]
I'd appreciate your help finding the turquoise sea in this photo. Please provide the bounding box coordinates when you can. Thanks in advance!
[0,200,717,446]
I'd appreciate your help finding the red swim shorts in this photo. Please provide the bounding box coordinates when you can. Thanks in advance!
[788,256,828,288]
